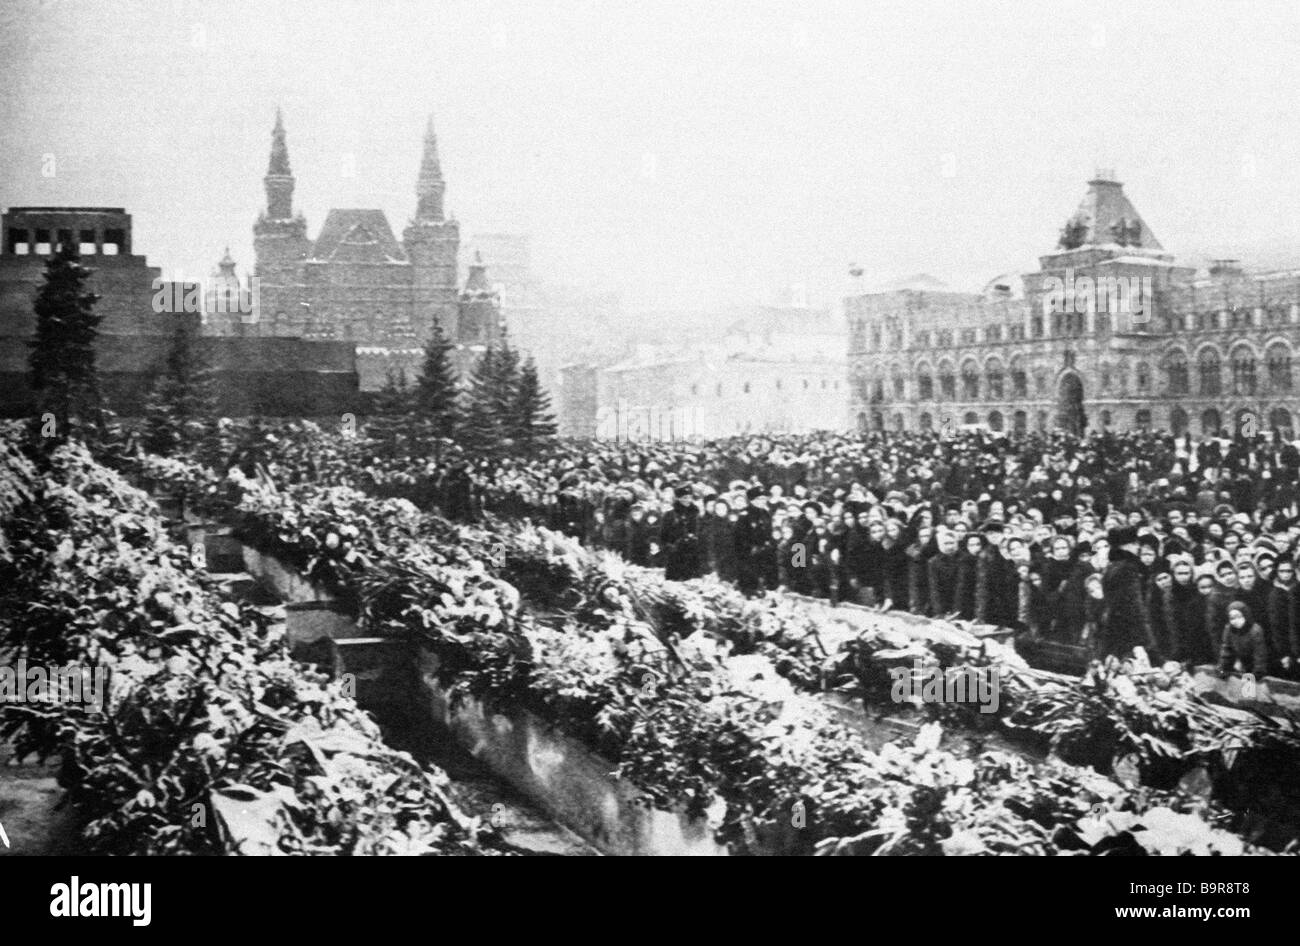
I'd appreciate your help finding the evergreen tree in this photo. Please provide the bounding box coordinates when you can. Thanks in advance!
[461,345,502,453]
[367,367,412,457]
[28,242,102,442]
[141,323,218,456]
[462,331,520,454]
[510,355,557,452]
[413,320,461,445]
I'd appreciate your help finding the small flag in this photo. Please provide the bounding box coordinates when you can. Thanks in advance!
[0,821,9,848]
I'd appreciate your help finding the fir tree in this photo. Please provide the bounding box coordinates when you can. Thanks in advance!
[511,356,557,452]
[367,367,412,457]
[141,323,218,456]
[28,242,102,442]
[462,331,520,454]
[461,345,502,453]
[413,320,461,446]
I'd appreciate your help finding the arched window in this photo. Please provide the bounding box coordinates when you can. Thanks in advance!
[1135,362,1151,394]
[1268,344,1293,392]
[985,359,1004,399]
[1202,408,1222,436]
[1010,360,1027,397]
[1013,410,1026,434]
[938,363,956,400]
[963,411,979,425]
[856,412,868,432]
[872,378,885,402]
[1166,350,1189,394]
[919,412,933,430]
[1271,408,1293,437]
[1135,408,1152,431]
[917,369,934,400]
[893,375,905,399]
[1036,410,1048,432]
[871,411,884,431]
[1199,348,1221,396]
[893,412,905,431]
[1170,407,1189,436]
[988,410,1004,432]
[961,362,980,400]
[1100,409,1112,428]
[1231,348,1257,396]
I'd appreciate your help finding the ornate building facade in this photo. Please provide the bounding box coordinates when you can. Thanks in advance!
[847,173,1300,438]
[207,110,501,390]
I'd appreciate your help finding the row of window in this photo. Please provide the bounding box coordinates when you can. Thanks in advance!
[857,406,1296,437]
[859,348,1295,403]
[6,227,126,256]
[851,307,1299,352]
[688,378,840,397]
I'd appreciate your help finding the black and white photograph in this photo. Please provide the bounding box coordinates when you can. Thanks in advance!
[0,0,1295,911]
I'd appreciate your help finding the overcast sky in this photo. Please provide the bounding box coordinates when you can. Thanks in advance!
[3,0,1300,314]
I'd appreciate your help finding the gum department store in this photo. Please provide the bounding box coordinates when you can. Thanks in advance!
[847,172,1300,439]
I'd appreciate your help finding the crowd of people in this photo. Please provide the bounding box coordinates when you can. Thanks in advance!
[205,418,1300,679]
[444,428,1300,679]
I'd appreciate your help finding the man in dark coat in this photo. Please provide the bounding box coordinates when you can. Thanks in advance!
[734,487,772,595]
[701,498,738,581]
[1266,558,1299,677]
[660,486,702,581]
[1099,525,1155,658]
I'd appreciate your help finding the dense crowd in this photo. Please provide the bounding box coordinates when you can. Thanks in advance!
[434,428,1300,680]
[192,419,1300,680]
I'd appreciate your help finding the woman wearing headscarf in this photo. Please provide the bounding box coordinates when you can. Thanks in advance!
[1054,539,1095,645]
[1168,556,1213,664]
[1219,600,1269,678]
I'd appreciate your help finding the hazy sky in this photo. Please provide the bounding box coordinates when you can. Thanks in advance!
[3,0,1300,314]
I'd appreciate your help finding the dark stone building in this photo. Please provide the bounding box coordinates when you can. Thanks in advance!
[0,206,359,419]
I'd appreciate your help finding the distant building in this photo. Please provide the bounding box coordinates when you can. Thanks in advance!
[0,205,359,418]
[463,231,621,397]
[847,172,1300,438]
[213,110,504,390]
[566,304,846,440]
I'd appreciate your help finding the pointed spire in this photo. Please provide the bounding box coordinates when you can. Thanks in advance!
[218,246,236,272]
[415,113,446,222]
[268,106,292,176]
[420,114,443,181]
[264,107,296,219]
